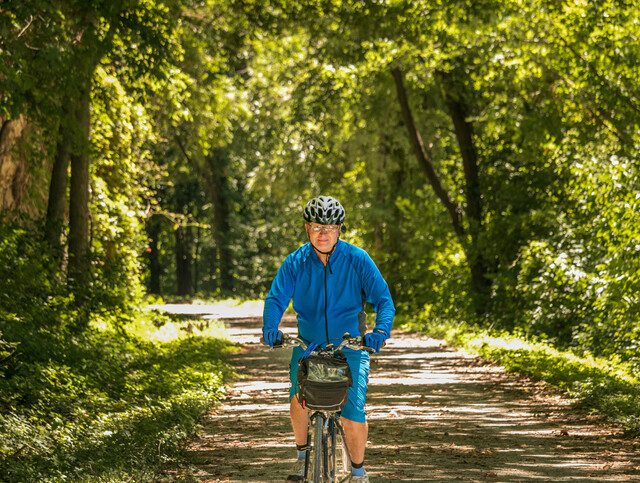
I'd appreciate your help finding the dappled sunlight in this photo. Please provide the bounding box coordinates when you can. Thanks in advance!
[159,312,640,482]
[222,403,290,412]
[471,335,534,351]
[144,318,230,342]
[149,321,180,342]
[368,374,465,385]
[232,380,289,392]
[378,351,468,360]
[147,299,265,319]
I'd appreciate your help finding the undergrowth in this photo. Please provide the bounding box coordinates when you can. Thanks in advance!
[0,311,234,482]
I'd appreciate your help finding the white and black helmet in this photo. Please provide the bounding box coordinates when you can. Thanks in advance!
[303,196,345,225]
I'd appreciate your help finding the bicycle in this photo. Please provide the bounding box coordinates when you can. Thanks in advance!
[267,332,374,483]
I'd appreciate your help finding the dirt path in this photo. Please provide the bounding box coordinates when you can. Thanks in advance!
[161,309,640,482]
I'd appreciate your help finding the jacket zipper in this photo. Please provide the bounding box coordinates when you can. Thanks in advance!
[324,263,329,345]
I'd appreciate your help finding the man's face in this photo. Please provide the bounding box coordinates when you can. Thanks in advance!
[305,222,340,252]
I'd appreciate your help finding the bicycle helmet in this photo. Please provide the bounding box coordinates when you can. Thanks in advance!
[303,196,345,225]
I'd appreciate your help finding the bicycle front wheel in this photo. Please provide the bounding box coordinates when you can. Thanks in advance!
[331,418,351,482]
[313,415,323,483]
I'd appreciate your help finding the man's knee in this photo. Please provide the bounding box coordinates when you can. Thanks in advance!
[341,417,367,431]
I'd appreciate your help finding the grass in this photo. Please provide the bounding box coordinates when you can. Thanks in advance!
[399,315,640,436]
[0,309,236,482]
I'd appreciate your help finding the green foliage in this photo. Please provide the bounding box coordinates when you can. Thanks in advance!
[0,310,232,481]
[89,66,155,310]
[3,2,640,476]
[0,225,73,334]
[500,148,640,362]
[0,227,232,480]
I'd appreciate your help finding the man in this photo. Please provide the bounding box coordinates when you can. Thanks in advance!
[262,195,395,482]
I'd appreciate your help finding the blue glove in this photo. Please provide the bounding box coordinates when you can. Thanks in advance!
[364,332,386,353]
[263,329,283,347]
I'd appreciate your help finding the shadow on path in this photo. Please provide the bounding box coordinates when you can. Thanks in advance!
[160,314,640,482]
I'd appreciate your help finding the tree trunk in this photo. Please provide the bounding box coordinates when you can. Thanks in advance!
[391,67,465,240]
[0,116,28,213]
[193,225,201,293]
[174,138,233,293]
[204,149,233,294]
[67,86,91,291]
[393,66,493,316]
[380,130,405,303]
[45,121,70,256]
[146,215,161,294]
[374,140,385,252]
[389,153,404,258]
[175,225,193,296]
[440,73,492,314]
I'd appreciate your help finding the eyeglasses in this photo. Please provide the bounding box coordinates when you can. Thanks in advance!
[308,224,341,234]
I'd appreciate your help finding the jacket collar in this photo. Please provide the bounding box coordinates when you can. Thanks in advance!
[305,239,344,264]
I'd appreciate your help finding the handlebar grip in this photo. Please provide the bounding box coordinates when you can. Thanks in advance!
[259,334,285,347]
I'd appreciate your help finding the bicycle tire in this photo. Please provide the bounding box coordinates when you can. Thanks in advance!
[323,420,329,481]
[313,415,323,483]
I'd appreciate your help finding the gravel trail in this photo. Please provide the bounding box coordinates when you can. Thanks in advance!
[159,306,640,482]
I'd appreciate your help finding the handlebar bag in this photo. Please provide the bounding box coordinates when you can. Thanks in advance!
[297,353,352,412]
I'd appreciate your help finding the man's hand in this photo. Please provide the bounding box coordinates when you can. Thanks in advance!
[263,329,284,348]
[364,331,386,353]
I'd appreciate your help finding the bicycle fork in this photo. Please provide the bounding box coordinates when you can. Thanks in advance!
[307,412,350,483]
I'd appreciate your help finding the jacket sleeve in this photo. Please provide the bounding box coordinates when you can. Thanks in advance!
[262,255,295,335]
[360,251,395,339]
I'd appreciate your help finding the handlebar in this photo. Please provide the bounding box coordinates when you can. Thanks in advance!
[334,333,375,354]
[259,333,308,349]
[260,332,375,354]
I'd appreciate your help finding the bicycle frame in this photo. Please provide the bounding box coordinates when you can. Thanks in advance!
[266,332,372,482]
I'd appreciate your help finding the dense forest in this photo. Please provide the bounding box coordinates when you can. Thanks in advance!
[1,0,639,479]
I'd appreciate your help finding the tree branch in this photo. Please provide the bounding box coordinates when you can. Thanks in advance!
[391,67,465,240]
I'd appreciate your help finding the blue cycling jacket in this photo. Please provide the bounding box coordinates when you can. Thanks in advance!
[263,240,395,345]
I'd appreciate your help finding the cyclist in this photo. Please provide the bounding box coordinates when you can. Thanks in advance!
[262,195,395,482]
